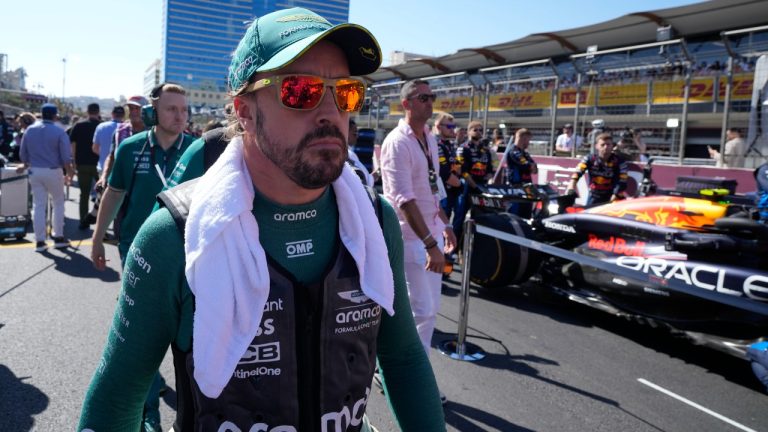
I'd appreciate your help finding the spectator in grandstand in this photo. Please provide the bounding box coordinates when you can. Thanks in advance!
[432,113,461,220]
[555,123,583,155]
[68,103,102,229]
[567,133,628,206]
[17,103,74,251]
[709,128,746,168]
[453,120,494,241]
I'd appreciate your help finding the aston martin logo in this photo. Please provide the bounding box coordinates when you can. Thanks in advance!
[276,14,331,25]
[337,290,370,304]
[359,46,377,61]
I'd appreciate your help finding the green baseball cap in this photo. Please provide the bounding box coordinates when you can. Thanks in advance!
[229,7,382,93]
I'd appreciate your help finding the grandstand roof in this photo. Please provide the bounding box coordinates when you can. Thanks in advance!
[363,0,768,83]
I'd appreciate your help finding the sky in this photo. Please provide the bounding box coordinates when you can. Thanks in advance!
[2,0,703,100]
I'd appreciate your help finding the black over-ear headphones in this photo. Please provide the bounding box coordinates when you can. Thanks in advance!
[141,83,166,127]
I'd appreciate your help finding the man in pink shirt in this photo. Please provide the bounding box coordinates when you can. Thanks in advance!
[380,79,457,404]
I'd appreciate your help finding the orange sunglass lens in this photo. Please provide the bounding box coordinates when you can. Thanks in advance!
[335,79,365,112]
[280,76,325,109]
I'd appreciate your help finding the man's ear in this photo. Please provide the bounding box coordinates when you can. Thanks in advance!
[233,96,253,129]
[401,99,410,111]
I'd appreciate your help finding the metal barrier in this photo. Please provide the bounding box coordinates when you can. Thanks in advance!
[438,219,486,361]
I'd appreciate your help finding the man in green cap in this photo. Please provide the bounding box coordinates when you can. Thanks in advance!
[79,7,446,432]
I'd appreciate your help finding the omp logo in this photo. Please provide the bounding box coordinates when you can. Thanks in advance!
[239,342,280,364]
[286,239,313,258]
[217,421,296,432]
[321,387,370,432]
[359,46,377,61]
[336,304,381,324]
[337,290,370,304]
[543,220,576,233]
[274,209,317,221]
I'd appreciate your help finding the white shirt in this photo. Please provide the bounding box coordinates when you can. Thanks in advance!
[555,133,583,152]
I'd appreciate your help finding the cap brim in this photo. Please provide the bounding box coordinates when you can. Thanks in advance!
[256,23,381,77]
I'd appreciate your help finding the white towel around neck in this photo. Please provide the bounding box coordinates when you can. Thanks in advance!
[183,135,394,398]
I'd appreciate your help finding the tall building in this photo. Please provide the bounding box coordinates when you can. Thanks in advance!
[161,0,350,109]
[144,59,161,96]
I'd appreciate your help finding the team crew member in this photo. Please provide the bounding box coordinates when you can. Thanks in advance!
[501,128,537,217]
[756,162,768,224]
[433,113,461,220]
[79,8,445,431]
[90,84,193,265]
[453,120,493,240]
[88,84,192,431]
[567,133,628,205]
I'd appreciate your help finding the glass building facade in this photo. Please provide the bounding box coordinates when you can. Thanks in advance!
[162,0,350,107]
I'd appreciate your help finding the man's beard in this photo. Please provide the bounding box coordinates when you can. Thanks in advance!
[254,107,347,189]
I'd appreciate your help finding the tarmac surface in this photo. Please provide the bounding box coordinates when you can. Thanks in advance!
[1,192,767,431]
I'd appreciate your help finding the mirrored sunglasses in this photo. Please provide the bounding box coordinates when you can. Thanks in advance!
[243,74,366,112]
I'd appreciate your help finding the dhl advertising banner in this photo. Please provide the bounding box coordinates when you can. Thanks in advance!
[597,83,647,105]
[720,74,753,101]
[488,91,551,111]
[389,95,482,115]
[557,89,596,108]
[653,77,716,104]
[387,74,753,114]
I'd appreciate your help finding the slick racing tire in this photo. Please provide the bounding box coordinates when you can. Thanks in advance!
[470,212,540,288]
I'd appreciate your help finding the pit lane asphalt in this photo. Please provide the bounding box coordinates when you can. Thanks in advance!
[1,196,766,431]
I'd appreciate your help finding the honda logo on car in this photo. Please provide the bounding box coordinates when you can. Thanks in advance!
[615,256,768,300]
[543,220,575,233]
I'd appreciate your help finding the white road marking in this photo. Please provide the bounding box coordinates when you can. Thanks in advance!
[638,378,758,432]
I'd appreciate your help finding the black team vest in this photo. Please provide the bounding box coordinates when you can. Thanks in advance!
[158,181,383,432]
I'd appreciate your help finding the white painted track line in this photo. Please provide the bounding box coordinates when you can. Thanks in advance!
[638,378,759,432]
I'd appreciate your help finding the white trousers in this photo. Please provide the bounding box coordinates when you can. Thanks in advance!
[403,236,444,354]
[29,167,65,241]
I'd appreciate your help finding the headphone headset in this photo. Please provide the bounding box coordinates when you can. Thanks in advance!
[140,83,164,127]
[141,82,192,128]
